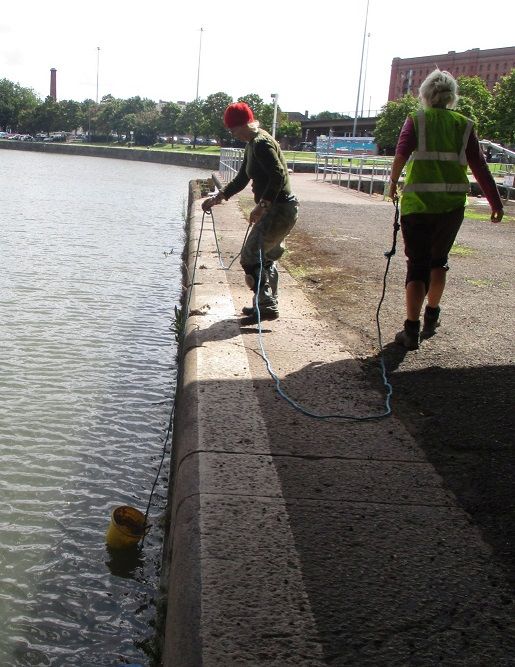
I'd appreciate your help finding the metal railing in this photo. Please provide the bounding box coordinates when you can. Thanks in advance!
[220,147,513,202]
[219,147,245,183]
[315,153,394,198]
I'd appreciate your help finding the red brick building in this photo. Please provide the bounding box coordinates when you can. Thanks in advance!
[388,46,515,100]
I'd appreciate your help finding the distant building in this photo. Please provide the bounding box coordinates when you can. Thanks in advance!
[283,111,309,123]
[388,46,515,100]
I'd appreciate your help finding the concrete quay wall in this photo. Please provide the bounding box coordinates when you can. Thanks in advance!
[0,139,220,170]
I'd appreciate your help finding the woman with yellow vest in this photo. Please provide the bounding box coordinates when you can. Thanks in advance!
[389,70,503,350]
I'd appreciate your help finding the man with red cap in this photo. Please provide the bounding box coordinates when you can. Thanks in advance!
[202,102,298,323]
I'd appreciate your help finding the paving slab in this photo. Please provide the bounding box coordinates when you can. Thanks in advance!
[162,179,515,666]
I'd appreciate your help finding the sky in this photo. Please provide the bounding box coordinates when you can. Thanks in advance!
[1,0,514,116]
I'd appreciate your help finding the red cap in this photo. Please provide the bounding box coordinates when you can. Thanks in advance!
[223,102,254,129]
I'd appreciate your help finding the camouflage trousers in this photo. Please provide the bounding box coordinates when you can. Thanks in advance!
[240,198,299,312]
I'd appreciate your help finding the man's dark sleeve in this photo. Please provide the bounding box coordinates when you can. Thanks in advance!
[222,152,250,199]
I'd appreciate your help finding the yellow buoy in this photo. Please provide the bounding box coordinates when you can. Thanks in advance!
[105,506,148,549]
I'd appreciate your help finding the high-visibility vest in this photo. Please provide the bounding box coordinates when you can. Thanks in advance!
[401,108,474,215]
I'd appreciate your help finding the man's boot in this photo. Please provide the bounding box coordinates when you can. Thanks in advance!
[422,305,440,337]
[395,319,420,350]
[241,264,279,320]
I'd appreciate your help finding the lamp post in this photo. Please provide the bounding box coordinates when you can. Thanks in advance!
[360,32,371,117]
[352,0,370,137]
[196,27,203,100]
[96,46,100,103]
[271,93,279,139]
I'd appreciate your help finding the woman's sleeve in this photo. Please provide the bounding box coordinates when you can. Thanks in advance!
[466,130,503,210]
[395,116,416,158]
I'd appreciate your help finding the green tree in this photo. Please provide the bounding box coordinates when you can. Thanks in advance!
[95,96,123,137]
[177,99,206,147]
[455,97,478,128]
[490,69,515,145]
[133,109,161,145]
[238,94,264,120]
[78,99,96,139]
[259,102,278,134]
[456,76,493,138]
[0,78,39,130]
[159,102,182,144]
[32,96,61,134]
[311,111,351,120]
[203,92,232,143]
[57,100,82,132]
[276,120,302,148]
[121,112,138,143]
[374,95,419,154]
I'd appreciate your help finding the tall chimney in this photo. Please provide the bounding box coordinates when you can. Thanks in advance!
[50,68,57,101]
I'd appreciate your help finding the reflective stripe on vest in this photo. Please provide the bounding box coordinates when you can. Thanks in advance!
[410,150,460,161]
[459,119,474,165]
[403,182,469,193]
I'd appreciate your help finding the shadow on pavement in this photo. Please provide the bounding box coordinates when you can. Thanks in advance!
[247,352,514,662]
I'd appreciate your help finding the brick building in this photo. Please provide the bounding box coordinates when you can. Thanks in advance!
[388,46,515,100]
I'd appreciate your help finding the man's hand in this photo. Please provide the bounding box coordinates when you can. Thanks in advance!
[249,201,271,225]
[491,209,504,223]
[249,204,265,225]
[202,192,224,212]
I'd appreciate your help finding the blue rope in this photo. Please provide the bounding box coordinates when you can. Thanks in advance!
[191,203,401,421]
[207,209,251,270]
[253,202,401,421]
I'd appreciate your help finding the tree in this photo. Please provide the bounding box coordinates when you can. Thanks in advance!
[490,69,515,145]
[238,94,264,120]
[374,95,419,154]
[259,102,279,134]
[456,76,493,138]
[57,100,82,132]
[276,120,302,148]
[311,111,351,120]
[177,99,206,147]
[78,99,95,138]
[133,109,161,145]
[31,96,61,134]
[159,102,182,144]
[203,92,232,143]
[0,78,40,131]
[95,96,123,137]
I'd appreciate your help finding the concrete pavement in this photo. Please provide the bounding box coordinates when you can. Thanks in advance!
[161,176,514,666]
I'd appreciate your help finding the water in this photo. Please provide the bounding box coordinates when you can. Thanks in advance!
[0,150,210,665]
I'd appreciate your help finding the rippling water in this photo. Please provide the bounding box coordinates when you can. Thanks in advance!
[0,150,210,665]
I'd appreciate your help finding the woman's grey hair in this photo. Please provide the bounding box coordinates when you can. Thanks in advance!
[419,69,458,109]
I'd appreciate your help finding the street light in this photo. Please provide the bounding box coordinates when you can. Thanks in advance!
[353,0,370,137]
[196,27,204,100]
[360,32,371,117]
[96,46,100,103]
[271,93,279,139]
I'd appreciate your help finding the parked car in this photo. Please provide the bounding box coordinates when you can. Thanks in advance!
[294,141,315,151]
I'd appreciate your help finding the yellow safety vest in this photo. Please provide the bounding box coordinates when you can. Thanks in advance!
[401,108,473,215]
